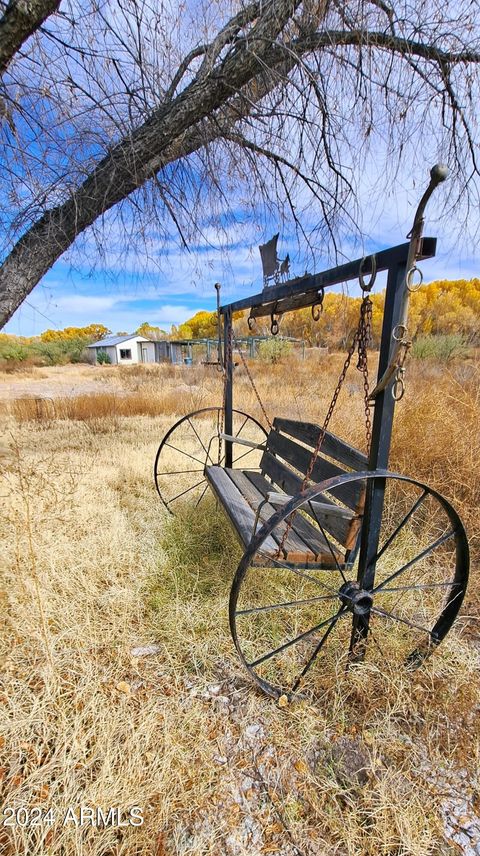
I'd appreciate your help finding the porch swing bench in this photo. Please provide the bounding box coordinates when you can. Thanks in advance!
[205,418,367,567]
[153,165,469,702]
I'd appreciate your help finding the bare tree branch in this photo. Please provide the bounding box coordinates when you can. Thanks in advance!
[1,0,480,327]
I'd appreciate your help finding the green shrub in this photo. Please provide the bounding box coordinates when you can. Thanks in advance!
[257,338,293,363]
[31,336,92,365]
[96,351,112,364]
[0,340,30,361]
[411,333,470,362]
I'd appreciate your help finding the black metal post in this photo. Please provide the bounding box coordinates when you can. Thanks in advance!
[224,307,233,467]
[350,259,407,655]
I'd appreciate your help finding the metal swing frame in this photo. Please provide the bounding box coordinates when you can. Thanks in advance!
[217,167,456,658]
[153,166,469,695]
[219,240,440,644]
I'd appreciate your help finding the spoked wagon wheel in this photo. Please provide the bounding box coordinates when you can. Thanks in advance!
[230,471,469,700]
[154,407,267,513]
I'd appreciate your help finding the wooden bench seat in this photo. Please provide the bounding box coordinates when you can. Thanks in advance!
[206,465,342,566]
[205,418,368,568]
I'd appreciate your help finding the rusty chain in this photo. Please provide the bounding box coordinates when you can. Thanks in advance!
[232,329,273,430]
[274,291,373,559]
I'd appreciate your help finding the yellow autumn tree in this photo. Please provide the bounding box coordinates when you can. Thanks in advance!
[136,322,168,340]
[40,324,110,342]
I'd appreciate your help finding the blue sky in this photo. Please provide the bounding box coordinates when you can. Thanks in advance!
[2,0,480,339]
[4,169,480,338]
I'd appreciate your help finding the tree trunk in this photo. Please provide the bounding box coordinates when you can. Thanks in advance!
[0,0,60,75]
[0,0,304,327]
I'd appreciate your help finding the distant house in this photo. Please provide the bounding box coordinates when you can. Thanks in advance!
[87,334,155,365]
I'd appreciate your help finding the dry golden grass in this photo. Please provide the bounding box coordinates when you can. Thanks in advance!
[0,354,479,855]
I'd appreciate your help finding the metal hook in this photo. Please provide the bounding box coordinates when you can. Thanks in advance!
[392,324,408,342]
[311,288,325,321]
[392,367,406,401]
[359,254,377,291]
[270,303,281,335]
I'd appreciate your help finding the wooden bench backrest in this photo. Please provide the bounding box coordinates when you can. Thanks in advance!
[260,418,368,550]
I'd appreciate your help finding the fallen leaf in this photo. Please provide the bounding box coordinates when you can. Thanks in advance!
[116,681,131,694]
[38,784,49,800]
[294,760,309,775]
[278,694,289,708]
[264,822,283,835]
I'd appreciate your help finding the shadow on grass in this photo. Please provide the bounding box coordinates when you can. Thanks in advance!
[149,496,241,605]
[147,497,243,676]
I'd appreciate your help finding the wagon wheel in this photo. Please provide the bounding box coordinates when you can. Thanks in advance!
[230,471,469,700]
[154,407,268,513]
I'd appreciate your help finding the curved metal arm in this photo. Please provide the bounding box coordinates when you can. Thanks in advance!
[369,164,448,400]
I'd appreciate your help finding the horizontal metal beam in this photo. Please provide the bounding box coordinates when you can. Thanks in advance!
[250,289,324,319]
[220,238,437,315]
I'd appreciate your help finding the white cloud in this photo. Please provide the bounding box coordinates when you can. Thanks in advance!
[55,295,120,313]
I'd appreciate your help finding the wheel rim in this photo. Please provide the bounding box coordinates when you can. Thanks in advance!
[229,471,469,700]
[154,407,268,513]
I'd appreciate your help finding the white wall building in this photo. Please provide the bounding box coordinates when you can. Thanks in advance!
[88,334,155,365]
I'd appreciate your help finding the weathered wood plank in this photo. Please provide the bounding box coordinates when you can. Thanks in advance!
[267,492,353,520]
[228,469,319,563]
[205,466,278,555]
[273,418,368,471]
[245,471,342,566]
[266,429,363,510]
[257,452,352,546]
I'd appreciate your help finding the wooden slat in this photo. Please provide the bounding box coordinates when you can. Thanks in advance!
[273,418,368,471]
[266,430,363,510]
[245,471,342,566]
[267,492,353,520]
[228,470,320,563]
[205,466,278,555]
[258,452,352,546]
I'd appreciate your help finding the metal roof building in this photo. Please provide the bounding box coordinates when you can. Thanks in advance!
[87,334,155,365]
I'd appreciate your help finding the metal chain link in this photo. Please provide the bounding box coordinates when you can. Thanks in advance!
[357,295,373,454]
[274,292,373,558]
[232,329,273,430]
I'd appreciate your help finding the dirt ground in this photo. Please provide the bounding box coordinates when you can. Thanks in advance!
[0,363,134,400]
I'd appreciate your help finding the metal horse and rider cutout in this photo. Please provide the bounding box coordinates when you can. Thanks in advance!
[154,165,469,703]
[259,233,290,288]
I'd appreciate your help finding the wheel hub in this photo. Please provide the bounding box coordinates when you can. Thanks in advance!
[338,581,373,616]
